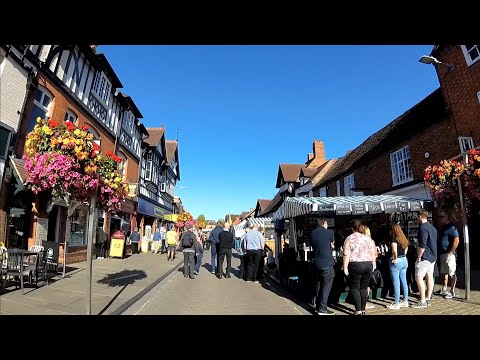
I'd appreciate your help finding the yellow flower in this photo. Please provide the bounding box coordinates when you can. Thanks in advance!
[63,138,70,145]
[86,133,93,141]
[104,179,110,185]
[74,129,81,136]
[75,139,82,145]
[42,126,53,135]
[36,117,42,123]
[25,139,32,147]
[115,177,121,183]
[81,131,87,138]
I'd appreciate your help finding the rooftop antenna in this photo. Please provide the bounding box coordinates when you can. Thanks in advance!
[176,128,180,142]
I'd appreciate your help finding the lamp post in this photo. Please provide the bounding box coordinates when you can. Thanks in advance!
[419,54,471,299]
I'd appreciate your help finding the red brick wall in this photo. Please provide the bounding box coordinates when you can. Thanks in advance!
[117,145,140,184]
[435,45,480,151]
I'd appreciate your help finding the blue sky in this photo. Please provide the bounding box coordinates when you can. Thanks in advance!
[99,45,439,221]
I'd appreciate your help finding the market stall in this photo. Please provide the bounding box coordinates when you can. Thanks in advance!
[271,195,434,306]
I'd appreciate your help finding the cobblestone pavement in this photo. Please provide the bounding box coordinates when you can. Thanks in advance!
[124,251,311,315]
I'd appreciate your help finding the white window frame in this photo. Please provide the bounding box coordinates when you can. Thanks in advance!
[344,174,355,196]
[144,152,153,181]
[336,180,341,196]
[65,109,78,123]
[34,85,54,118]
[319,186,327,197]
[461,45,480,67]
[91,71,112,105]
[87,126,101,147]
[390,145,413,186]
[116,151,127,180]
[160,182,166,193]
[458,136,475,154]
[122,110,134,132]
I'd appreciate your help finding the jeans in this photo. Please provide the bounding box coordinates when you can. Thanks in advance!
[217,248,232,277]
[210,243,217,272]
[161,239,166,253]
[195,253,203,273]
[348,261,373,312]
[315,265,335,312]
[183,251,195,277]
[389,256,408,304]
[234,239,241,250]
[246,249,262,281]
[131,242,139,254]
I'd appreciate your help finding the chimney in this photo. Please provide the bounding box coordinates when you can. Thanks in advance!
[313,140,326,164]
[307,153,314,161]
[90,45,97,53]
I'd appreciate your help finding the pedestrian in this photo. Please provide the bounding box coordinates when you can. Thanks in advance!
[152,228,161,254]
[342,219,376,315]
[216,222,234,279]
[239,229,249,280]
[181,224,196,279]
[166,227,179,261]
[160,224,167,254]
[194,233,204,275]
[310,217,336,315]
[244,224,265,283]
[95,225,107,259]
[361,225,378,310]
[208,221,223,274]
[386,223,410,310]
[412,209,438,309]
[130,227,140,255]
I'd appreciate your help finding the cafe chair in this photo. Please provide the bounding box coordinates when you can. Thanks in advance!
[1,250,29,295]
[0,246,7,280]
[30,250,48,287]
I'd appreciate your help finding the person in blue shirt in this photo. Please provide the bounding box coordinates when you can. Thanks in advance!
[435,211,460,299]
[152,228,162,254]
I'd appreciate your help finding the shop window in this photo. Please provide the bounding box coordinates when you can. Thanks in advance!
[336,180,341,196]
[69,208,88,246]
[27,85,53,132]
[344,174,355,196]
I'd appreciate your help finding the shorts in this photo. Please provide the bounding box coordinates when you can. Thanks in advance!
[167,245,176,252]
[439,253,456,276]
[415,259,435,278]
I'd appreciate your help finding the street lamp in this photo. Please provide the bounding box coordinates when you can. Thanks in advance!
[419,53,471,300]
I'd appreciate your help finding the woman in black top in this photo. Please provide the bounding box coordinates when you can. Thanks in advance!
[386,223,410,310]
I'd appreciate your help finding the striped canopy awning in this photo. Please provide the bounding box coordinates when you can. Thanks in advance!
[233,220,247,232]
[247,217,273,227]
[272,195,432,221]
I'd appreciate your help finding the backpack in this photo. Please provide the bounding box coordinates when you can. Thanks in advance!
[181,232,194,248]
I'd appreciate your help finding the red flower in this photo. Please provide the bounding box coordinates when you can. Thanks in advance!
[48,119,58,129]
[65,121,75,131]
[82,124,89,131]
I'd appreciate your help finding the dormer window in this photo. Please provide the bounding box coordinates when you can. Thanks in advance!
[91,71,112,105]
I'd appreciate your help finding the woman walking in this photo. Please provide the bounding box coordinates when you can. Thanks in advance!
[386,223,410,310]
[343,220,376,315]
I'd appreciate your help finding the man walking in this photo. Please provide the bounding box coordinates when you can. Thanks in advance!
[166,226,179,261]
[244,224,265,283]
[208,221,223,274]
[435,211,460,299]
[181,224,196,279]
[412,209,437,308]
[130,227,141,255]
[216,222,234,279]
[160,224,167,254]
[310,217,335,315]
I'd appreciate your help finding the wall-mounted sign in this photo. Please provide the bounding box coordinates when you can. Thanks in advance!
[410,201,422,211]
[397,202,409,212]
[317,204,335,213]
[335,203,352,215]
[138,198,172,219]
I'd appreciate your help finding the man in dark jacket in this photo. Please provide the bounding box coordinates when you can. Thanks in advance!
[208,221,223,274]
[216,222,234,279]
[194,234,204,275]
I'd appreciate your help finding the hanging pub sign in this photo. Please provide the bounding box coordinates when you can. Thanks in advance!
[335,203,352,215]
[368,202,383,214]
[383,202,399,213]
[398,202,409,212]
[352,203,367,215]
[410,201,422,211]
[128,183,138,198]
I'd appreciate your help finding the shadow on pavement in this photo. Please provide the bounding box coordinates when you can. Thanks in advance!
[96,269,147,315]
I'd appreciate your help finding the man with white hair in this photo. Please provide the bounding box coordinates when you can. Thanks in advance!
[243,224,265,283]
[217,222,234,279]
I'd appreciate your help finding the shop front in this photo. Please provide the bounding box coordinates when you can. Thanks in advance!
[137,197,172,239]
[271,195,435,307]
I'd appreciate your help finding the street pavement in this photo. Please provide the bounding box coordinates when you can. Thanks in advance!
[123,250,311,315]
[2,246,480,315]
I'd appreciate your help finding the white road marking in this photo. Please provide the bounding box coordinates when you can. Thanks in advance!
[133,273,177,315]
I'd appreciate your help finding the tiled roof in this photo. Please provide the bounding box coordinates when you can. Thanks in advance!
[300,167,316,178]
[311,159,337,189]
[11,157,28,183]
[276,163,305,187]
[166,140,178,165]
[258,199,271,212]
[316,88,445,187]
[262,192,283,216]
[144,128,164,147]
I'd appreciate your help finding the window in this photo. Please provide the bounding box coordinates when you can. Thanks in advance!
[458,136,474,153]
[160,183,166,192]
[91,71,112,105]
[27,86,53,132]
[336,180,341,196]
[344,174,355,196]
[390,146,413,186]
[144,152,152,181]
[319,186,327,197]
[122,111,134,132]
[462,45,480,66]
[116,151,127,180]
[65,109,78,123]
[87,126,101,147]
[0,124,14,160]
[69,208,88,246]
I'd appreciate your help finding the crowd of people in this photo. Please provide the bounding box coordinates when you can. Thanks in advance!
[310,209,460,315]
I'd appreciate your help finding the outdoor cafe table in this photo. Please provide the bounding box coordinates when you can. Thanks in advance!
[4,248,41,292]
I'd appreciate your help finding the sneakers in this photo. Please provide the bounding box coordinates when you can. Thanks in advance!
[411,301,428,308]
[365,303,375,309]
[254,281,260,284]
[316,309,335,315]
[194,271,198,275]
[435,288,449,296]
[386,303,401,310]
[445,291,455,299]
[400,300,409,308]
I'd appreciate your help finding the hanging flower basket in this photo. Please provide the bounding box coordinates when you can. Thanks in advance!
[424,159,464,209]
[23,118,128,212]
[464,148,480,201]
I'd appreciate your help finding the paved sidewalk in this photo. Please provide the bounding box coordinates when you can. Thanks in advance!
[0,251,183,315]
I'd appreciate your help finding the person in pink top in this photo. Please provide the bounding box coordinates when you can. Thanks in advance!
[343,219,377,315]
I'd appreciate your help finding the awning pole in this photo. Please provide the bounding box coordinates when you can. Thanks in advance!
[458,153,471,299]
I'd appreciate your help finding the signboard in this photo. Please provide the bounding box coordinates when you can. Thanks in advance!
[42,240,59,266]
[383,202,398,214]
[137,198,172,219]
[352,203,367,215]
[368,202,383,214]
[36,218,49,244]
[317,204,335,213]
[410,201,422,211]
[128,183,138,198]
[121,199,135,214]
[109,238,125,258]
[397,202,409,213]
[335,203,352,215]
